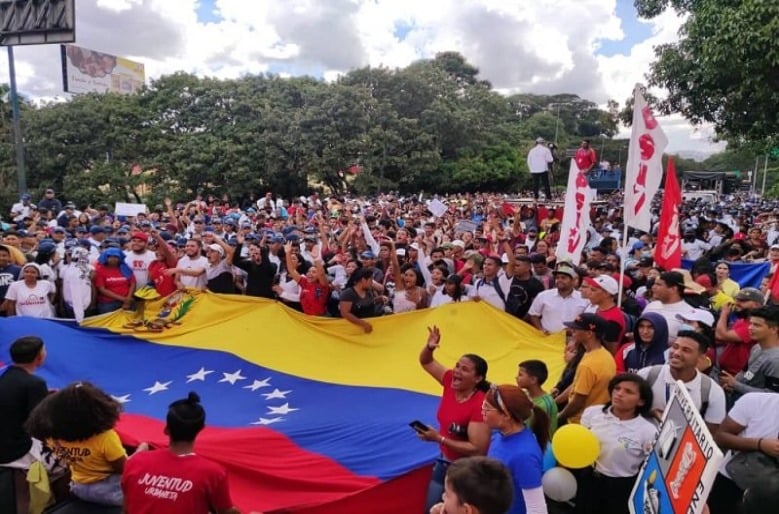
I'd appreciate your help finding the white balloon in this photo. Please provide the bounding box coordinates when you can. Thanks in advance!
[542,467,577,502]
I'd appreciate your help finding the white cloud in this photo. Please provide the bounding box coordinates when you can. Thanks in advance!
[0,0,723,156]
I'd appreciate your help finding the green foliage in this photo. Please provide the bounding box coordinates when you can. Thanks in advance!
[2,52,623,208]
[635,0,779,147]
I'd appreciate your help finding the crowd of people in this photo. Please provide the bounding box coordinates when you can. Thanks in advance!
[3,182,779,513]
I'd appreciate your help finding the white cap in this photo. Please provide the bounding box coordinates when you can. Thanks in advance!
[409,243,421,251]
[207,243,224,257]
[676,309,715,328]
[452,240,466,249]
[584,275,619,295]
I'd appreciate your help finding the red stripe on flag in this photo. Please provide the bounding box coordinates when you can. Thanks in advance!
[117,414,382,513]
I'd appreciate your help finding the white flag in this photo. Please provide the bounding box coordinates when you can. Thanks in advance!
[623,85,668,232]
[556,159,593,265]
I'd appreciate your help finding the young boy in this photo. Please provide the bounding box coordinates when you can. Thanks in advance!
[516,359,559,436]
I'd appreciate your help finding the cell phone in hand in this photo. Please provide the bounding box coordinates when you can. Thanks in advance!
[409,420,431,433]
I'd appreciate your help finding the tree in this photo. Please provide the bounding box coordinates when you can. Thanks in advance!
[636,0,779,147]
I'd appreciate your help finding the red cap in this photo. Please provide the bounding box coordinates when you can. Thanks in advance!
[131,231,148,241]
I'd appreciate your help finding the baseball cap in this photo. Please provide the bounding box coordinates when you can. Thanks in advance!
[130,231,148,241]
[360,250,376,259]
[584,275,619,295]
[564,313,606,335]
[676,309,715,328]
[451,240,465,249]
[735,288,765,304]
[89,226,103,235]
[206,243,224,256]
[553,264,577,279]
[535,137,545,143]
[75,226,87,233]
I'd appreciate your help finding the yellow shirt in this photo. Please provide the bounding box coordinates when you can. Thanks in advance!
[569,346,616,424]
[710,291,734,311]
[720,279,740,299]
[52,429,126,484]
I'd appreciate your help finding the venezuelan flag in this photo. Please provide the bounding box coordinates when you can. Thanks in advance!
[0,293,564,513]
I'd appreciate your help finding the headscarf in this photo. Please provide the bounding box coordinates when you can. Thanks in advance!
[98,247,133,279]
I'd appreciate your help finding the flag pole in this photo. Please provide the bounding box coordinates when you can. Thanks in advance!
[618,219,629,309]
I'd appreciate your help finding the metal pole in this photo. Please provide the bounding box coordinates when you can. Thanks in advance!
[761,154,769,196]
[7,46,27,195]
[752,156,759,195]
[553,104,561,145]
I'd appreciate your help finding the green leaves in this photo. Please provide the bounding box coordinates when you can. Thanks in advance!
[636,0,779,146]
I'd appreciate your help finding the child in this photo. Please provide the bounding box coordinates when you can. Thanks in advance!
[550,336,584,409]
[25,382,127,506]
[516,359,559,437]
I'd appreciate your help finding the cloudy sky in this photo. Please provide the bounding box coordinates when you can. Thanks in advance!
[1,0,725,157]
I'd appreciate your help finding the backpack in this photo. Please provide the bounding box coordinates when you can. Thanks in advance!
[480,276,527,319]
[646,365,712,417]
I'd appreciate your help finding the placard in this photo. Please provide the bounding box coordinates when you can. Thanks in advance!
[115,202,148,217]
[629,380,723,514]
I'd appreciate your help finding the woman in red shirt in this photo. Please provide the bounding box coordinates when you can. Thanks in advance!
[416,326,490,512]
[284,244,329,316]
[94,248,135,314]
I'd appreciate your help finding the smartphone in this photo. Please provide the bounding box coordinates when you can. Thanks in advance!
[409,420,431,433]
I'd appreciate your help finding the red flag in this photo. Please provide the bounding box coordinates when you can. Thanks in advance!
[654,158,682,270]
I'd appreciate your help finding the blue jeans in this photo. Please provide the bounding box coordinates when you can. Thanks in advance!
[70,473,123,506]
[424,458,451,513]
[97,301,122,314]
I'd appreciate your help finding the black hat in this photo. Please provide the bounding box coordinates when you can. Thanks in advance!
[638,257,654,267]
[564,313,606,335]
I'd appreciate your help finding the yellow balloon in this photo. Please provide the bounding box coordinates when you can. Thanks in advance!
[551,424,600,469]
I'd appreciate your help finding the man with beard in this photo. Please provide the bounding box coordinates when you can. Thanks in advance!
[125,231,156,289]
[713,288,764,377]
[171,239,208,290]
[233,233,277,298]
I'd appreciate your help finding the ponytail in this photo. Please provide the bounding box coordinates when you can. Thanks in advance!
[529,405,550,451]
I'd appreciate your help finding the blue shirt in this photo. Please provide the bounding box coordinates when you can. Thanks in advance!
[0,264,21,301]
[487,428,543,514]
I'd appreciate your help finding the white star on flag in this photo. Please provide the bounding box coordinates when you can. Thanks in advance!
[143,381,172,395]
[267,403,298,415]
[250,417,284,425]
[243,378,272,391]
[186,367,214,383]
[219,370,247,385]
[262,388,290,400]
[111,394,131,404]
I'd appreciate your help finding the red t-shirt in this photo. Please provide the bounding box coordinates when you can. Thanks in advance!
[121,449,233,514]
[94,264,134,303]
[717,319,755,375]
[436,370,485,461]
[575,147,597,172]
[149,261,176,297]
[596,305,627,347]
[298,276,329,316]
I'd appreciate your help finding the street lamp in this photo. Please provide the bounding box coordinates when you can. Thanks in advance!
[549,102,573,145]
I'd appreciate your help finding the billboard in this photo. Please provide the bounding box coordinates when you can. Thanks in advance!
[60,44,145,94]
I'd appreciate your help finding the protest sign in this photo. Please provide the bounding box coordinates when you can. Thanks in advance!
[115,202,148,217]
[427,199,448,218]
[629,380,723,514]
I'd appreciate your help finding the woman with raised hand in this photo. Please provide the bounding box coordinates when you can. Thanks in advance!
[417,326,490,513]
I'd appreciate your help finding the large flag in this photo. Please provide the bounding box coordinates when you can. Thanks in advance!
[654,158,682,271]
[624,85,668,231]
[0,293,564,514]
[556,159,593,265]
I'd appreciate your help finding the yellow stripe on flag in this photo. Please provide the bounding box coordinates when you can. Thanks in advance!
[84,293,565,396]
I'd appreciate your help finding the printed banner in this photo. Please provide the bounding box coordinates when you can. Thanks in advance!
[556,159,593,265]
[624,85,668,231]
[61,44,145,95]
[629,381,723,514]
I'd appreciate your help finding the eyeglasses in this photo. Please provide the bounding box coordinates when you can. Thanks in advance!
[193,221,203,224]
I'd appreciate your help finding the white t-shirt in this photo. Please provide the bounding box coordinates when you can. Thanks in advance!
[5,280,56,318]
[527,144,554,173]
[528,288,588,333]
[469,273,514,310]
[176,255,209,289]
[60,263,94,322]
[581,405,658,477]
[719,392,779,478]
[642,300,696,342]
[124,250,156,287]
[636,365,727,425]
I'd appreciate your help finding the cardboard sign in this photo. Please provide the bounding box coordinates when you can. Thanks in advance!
[454,220,479,234]
[427,199,448,218]
[629,380,723,514]
[115,202,148,217]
